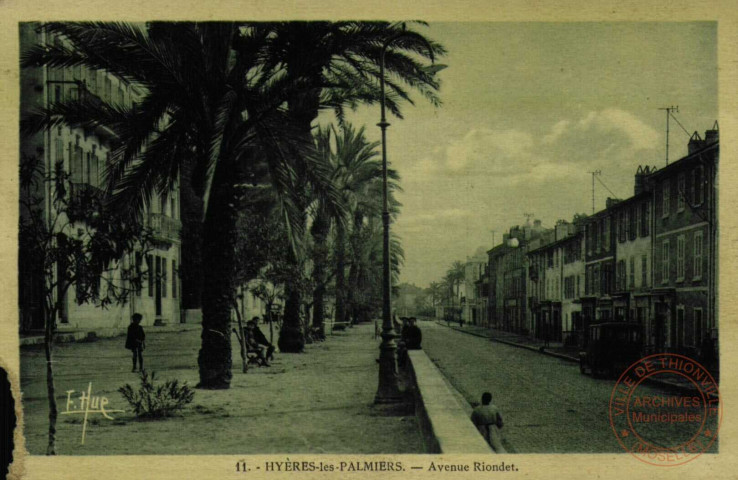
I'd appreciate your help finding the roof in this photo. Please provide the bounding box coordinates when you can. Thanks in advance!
[647,140,718,180]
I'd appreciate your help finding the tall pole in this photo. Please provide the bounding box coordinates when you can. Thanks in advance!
[588,170,601,214]
[375,31,435,404]
[659,106,678,166]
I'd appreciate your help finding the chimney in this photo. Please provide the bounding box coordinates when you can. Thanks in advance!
[688,131,705,154]
[606,197,621,209]
[704,121,719,145]
[634,165,647,195]
[534,219,542,228]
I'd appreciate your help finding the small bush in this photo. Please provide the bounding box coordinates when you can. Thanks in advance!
[118,370,194,418]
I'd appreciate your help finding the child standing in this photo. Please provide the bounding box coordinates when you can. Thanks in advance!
[125,313,146,372]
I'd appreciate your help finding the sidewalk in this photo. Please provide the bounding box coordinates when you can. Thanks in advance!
[19,322,425,455]
[436,321,579,362]
[436,321,719,399]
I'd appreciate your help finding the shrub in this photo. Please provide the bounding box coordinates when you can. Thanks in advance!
[118,370,194,418]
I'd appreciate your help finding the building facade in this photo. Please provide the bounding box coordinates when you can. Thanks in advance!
[19,25,182,332]
[649,127,718,357]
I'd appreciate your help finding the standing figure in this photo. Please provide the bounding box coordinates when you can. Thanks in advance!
[470,392,506,453]
[125,313,146,372]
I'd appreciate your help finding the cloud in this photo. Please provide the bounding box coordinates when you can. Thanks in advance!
[404,108,660,188]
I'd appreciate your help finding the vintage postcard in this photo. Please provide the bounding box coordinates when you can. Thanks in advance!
[1,1,737,479]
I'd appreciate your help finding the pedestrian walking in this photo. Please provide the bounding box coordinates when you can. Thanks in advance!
[470,392,506,453]
[125,313,146,372]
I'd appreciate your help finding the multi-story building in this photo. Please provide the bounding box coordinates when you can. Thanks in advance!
[649,126,718,356]
[486,221,547,334]
[608,167,655,343]
[461,250,487,325]
[581,203,616,329]
[19,25,182,332]
[561,230,585,346]
[526,222,578,343]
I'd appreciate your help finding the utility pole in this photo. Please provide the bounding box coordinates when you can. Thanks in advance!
[587,170,601,214]
[659,106,679,165]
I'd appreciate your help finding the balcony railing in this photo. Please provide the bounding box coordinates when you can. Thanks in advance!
[147,213,181,244]
[68,182,105,221]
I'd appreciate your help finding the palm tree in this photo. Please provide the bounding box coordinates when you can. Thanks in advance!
[253,21,444,350]
[311,123,396,334]
[21,22,342,388]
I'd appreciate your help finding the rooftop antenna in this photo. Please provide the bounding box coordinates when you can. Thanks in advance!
[587,170,601,214]
[490,229,496,246]
[659,105,679,165]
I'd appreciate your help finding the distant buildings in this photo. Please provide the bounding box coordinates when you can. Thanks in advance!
[460,124,719,358]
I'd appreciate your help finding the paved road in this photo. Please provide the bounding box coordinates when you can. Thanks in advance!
[420,321,718,454]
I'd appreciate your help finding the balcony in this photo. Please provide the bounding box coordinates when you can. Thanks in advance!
[147,213,182,244]
[68,182,105,222]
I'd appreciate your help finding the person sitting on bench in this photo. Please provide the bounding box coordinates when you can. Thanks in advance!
[247,318,275,362]
[245,321,270,366]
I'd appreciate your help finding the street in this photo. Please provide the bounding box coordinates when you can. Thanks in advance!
[420,321,719,453]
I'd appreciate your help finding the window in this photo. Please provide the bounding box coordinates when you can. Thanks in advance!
[171,194,177,220]
[135,253,142,296]
[676,307,685,347]
[694,308,704,347]
[147,255,153,297]
[54,85,62,103]
[693,166,704,205]
[677,172,686,212]
[640,201,649,236]
[694,231,703,280]
[677,235,685,281]
[172,260,177,298]
[629,207,636,241]
[603,217,610,251]
[55,138,64,163]
[161,257,167,298]
[618,211,625,243]
[593,264,600,294]
[72,144,84,184]
[594,222,600,254]
[576,274,581,297]
[662,240,670,284]
[662,180,670,218]
[641,255,648,288]
[629,257,635,289]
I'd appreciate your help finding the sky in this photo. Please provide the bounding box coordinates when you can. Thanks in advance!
[324,22,718,289]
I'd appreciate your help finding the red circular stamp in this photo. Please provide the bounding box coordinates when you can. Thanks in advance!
[609,353,721,466]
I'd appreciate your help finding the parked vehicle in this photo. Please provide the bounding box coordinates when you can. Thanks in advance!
[579,322,642,378]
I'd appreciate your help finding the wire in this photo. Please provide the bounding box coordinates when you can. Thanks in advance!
[594,175,620,199]
[669,112,693,138]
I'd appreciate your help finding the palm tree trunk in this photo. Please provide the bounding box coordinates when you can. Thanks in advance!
[279,279,305,352]
[334,224,346,327]
[310,216,330,340]
[347,260,359,324]
[197,164,238,388]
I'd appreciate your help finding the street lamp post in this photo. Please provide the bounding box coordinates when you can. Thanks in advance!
[375,32,436,404]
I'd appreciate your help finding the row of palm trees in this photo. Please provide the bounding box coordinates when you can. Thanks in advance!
[429,260,465,314]
[21,21,445,389]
